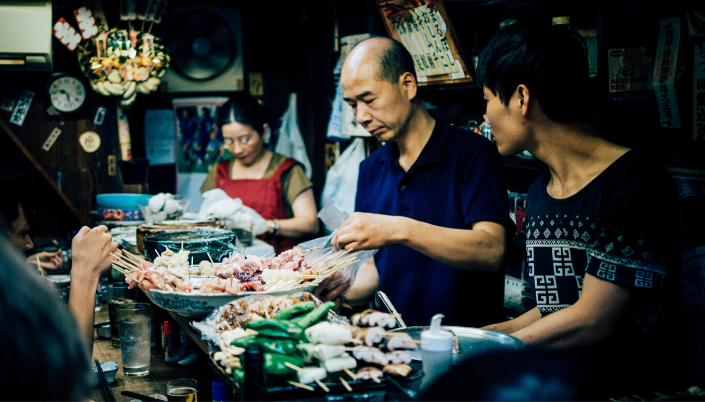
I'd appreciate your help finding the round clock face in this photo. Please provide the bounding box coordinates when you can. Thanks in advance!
[49,76,86,113]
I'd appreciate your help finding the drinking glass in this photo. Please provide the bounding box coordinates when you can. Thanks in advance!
[108,283,137,347]
[118,303,151,377]
[167,378,198,402]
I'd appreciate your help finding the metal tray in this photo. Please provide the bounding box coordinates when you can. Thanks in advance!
[392,326,524,365]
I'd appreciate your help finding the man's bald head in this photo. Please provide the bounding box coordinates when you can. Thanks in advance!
[344,37,417,85]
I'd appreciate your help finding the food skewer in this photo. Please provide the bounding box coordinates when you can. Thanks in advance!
[111,252,140,268]
[207,252,214,265]
[340,377,353,392]
[342,367,356,381]
[317,259,358,277]
[287,381,314,392]
[36,255,46,276]
[315,378,330,392]
[284,362,303,372]
[122,249,143,263]
[308,250,334,267]
[262,250,273,258]
[341,337,363,345]
[319,249,352,267]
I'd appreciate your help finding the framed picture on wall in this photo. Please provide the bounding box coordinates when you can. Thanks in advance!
[376,0,473,86]
[172,97,228,211]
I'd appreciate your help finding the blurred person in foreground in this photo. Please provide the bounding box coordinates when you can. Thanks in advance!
[0,233,89,400]
[0,167,119,355]
[475,22,681,392]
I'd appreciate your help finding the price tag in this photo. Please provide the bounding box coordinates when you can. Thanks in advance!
[94,106,107,125]
[9,89,34,126]
[42,127,62,151]
[108,155,117,176]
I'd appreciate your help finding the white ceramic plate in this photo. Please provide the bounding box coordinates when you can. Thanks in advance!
[141,285,318,318]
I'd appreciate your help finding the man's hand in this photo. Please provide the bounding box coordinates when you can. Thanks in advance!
[312,273,351,310]
[71,226,119,281]
[27,250,64,270]
[333,213,405,251]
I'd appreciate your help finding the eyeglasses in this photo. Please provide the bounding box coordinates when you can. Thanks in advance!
[223,135,253,147]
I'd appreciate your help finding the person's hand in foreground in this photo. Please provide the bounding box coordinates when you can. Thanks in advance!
[27,250,64,270]
[71,225,119,279]
[68,226,120,355]
[333,212,402,251]
[312,272,351,310]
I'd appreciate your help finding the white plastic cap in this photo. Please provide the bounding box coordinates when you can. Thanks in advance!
[420,314,454,352]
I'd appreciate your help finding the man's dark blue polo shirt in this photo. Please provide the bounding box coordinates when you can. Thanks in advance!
[355,118,513,327]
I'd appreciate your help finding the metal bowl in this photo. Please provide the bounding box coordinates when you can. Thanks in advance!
[392,326,524,365]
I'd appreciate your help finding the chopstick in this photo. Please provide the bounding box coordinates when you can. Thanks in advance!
[94,320,110,328]
[95,359,116,402]
[121,391,167,401]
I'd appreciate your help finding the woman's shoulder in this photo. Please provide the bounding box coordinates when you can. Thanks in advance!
[265,153,300,177]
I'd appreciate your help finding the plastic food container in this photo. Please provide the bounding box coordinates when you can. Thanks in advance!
[138,195,189,224]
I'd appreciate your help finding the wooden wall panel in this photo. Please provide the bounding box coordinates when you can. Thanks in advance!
[0,72,123,235]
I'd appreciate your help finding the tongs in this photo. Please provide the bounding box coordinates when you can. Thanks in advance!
[375,291,406,329]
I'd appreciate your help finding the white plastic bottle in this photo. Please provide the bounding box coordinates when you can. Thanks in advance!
[420,314,454,389]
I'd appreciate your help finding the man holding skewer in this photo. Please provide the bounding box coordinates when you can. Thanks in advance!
[315,37,514,327]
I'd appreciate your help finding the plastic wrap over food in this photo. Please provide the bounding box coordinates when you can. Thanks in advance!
[297,202,377,297]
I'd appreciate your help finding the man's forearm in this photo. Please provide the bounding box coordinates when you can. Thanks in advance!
[68,271,100,356]
[511,304,610,350]
[483,307,541,334]
[397,218,505,272]
[343,259,379,306]
[344,279,378,306]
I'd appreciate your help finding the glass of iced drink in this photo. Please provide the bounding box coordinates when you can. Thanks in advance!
[108,283,137,347]
[167,378,198,402]
[117,303,151,377]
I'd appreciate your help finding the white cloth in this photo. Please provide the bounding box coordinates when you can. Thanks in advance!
[198,189,268,235]
[275,93,313,178]
[320,138,366,217]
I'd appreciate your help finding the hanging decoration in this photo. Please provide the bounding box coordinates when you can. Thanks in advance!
[52,0,170,108]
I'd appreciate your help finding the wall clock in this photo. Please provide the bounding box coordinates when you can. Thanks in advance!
[48,74,86,114]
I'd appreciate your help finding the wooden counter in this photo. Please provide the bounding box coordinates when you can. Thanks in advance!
[88,306,217,402]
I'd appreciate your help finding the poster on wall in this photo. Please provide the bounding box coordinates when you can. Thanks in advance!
[172,97,228,211]
[607,47,653,103]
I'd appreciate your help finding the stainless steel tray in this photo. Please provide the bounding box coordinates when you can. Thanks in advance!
[392,326,524,365]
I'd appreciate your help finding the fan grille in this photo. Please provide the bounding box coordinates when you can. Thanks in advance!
[165,11,236,82]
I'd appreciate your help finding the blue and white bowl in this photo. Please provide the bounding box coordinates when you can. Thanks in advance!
[92,361,118,387]
[140,285,317,318]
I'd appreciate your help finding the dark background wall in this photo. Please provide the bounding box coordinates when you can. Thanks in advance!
[1,0,700,237]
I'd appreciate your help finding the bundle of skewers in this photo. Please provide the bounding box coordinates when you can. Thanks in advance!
[111,246,361,295]
[212,306,418,393]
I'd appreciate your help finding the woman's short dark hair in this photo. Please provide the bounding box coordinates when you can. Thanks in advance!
[475,22,590,124]
[0,234,89,400]
[218,96,268,135]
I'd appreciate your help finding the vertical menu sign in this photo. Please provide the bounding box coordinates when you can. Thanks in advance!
[653,17,681,128]
[694,41,705,140]
[396,5,460,78]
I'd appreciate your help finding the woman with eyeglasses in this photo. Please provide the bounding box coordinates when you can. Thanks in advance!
[200,96,319,253]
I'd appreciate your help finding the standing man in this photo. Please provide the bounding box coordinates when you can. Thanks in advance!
[476,22,679,389]
[316,37,514,327]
